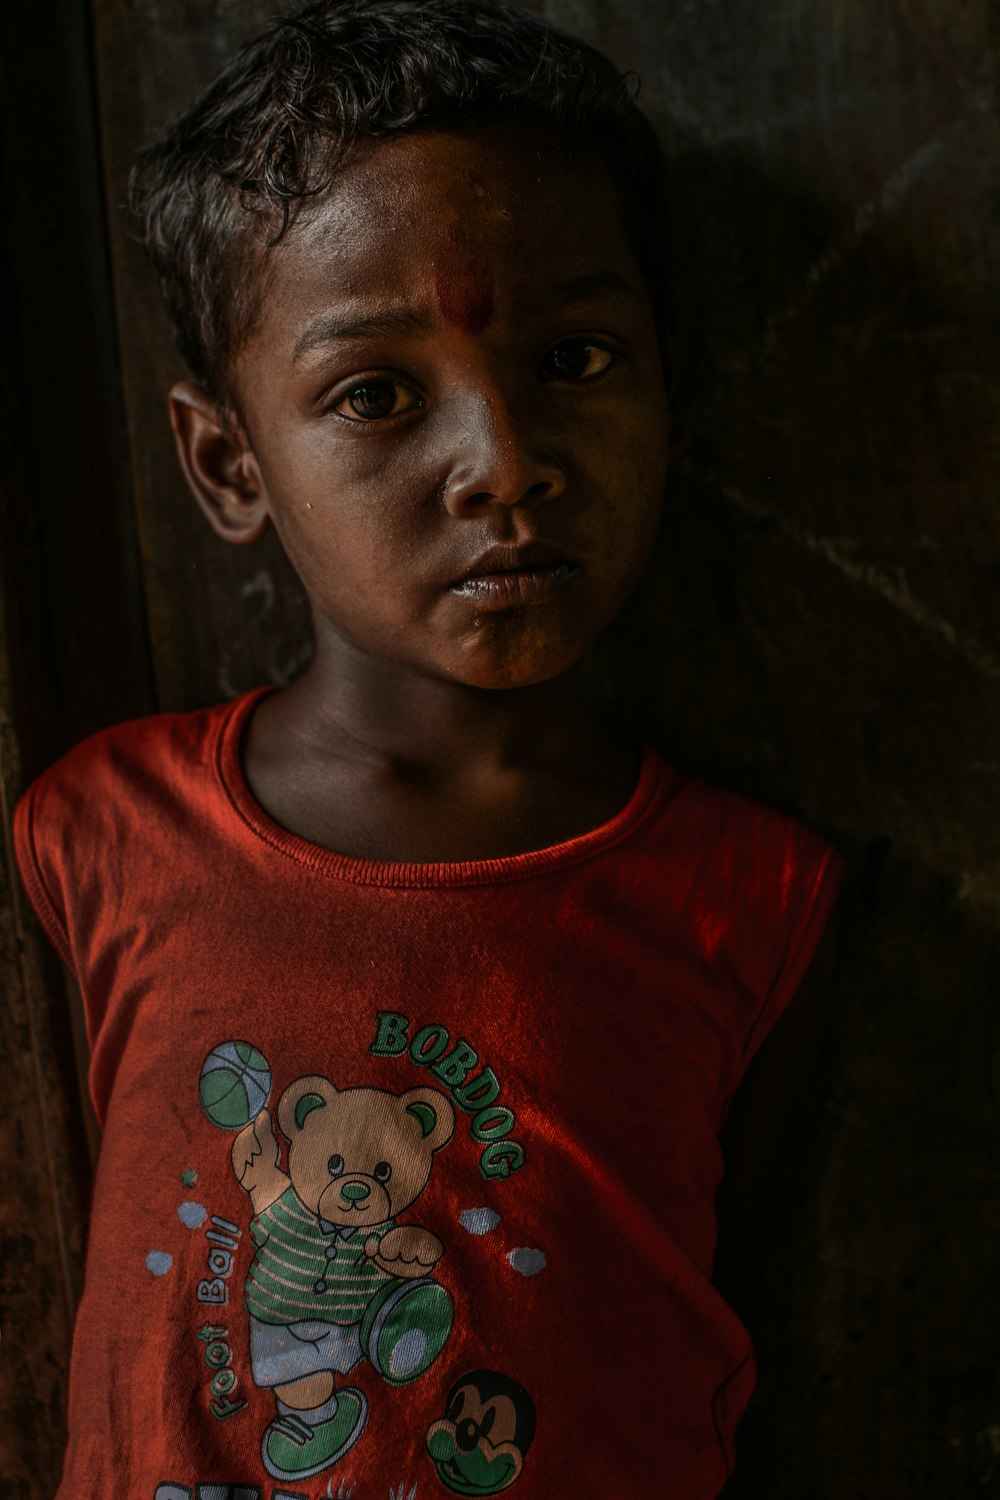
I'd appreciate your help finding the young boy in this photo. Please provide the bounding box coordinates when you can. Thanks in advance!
[15,2,842,1495]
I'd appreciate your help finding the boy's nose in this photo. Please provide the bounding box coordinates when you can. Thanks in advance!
[441,391,566,515]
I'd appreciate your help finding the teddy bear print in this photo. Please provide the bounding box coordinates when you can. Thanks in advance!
[230,1073,456,1484]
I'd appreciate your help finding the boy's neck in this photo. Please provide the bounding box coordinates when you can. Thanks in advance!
[242,628,638,862]
[271,629,602,771]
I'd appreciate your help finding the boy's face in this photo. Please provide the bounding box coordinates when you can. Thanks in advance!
[207,122,670,691]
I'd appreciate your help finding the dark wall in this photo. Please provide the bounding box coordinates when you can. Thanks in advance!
[2,0,997,1494]
[595,7,999,1492]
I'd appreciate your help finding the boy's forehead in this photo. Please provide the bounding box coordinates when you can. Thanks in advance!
[300,123,600,239]
[262,124,639,326]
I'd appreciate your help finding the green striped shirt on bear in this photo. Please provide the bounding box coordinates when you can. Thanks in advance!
[246,1188,393,1326]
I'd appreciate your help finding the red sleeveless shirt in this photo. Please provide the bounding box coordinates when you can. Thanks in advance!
[15,689,841,1500]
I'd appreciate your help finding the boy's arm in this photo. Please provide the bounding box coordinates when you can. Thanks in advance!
[64,966,100,1168]
[716,888,839,1488]
[713,899,841,1302]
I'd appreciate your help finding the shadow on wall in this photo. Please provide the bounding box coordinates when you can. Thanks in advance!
[582,139,998,1498]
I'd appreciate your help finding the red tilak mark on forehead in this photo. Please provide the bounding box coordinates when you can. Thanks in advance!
[435,255,495,335]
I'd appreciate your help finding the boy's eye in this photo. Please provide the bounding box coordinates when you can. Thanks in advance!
[540,340,618,382]
[333,378,422,422]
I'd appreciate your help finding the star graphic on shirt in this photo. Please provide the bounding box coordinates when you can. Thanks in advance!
[181,1168,198,1187]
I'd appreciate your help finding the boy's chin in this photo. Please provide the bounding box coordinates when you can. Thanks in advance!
[443,632,596,692]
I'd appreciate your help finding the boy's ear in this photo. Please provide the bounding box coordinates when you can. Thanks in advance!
[168,381,270,544]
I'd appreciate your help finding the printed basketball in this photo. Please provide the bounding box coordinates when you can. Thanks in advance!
[199,1041,272,1129]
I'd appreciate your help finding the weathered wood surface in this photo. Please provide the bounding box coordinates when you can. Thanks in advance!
[93,0,313,713]
[0,387,93,1496]
[2,0,997,1494]
[0,1,153,1494]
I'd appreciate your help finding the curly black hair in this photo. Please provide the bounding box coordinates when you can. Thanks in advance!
[130,0,670,403]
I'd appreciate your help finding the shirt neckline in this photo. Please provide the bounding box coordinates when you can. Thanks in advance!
[215,686,672,888]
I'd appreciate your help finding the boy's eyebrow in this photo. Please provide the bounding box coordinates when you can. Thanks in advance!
[293,306,431,361]
[292,272,640,362]
[553,270,641,302]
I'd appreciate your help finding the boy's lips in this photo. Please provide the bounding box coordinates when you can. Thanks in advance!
[447,541,581,611]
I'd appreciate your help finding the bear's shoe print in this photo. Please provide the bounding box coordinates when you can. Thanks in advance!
[261,1388,368,1481]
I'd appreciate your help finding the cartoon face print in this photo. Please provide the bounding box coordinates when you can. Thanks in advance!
[427,1369,536,1494]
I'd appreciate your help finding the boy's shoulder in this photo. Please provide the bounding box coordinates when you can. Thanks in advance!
[638,754,843,998]
[644,752,837,879]
[20,692,252,817]
[15,693,252,882]
[12,693,257,970]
